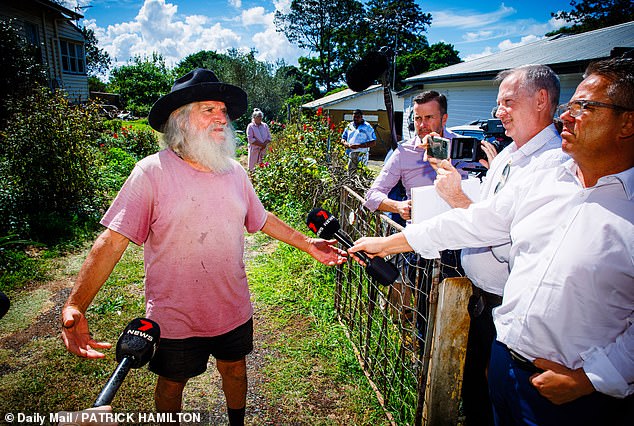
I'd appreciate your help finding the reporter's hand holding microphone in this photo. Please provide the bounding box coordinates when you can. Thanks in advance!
[306,208,399,286]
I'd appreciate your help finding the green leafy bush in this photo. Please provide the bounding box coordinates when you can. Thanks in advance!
[252,108,373,217]
[98,147,137,192]
[0,88,107,241]
[97,122,159,160]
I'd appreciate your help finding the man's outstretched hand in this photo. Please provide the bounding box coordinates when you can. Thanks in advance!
[61,306,112,359]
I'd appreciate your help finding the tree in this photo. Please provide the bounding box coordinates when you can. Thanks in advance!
[173,50,226,79]
[80,26,111,76]
[275,0,366,92]
[365,0,431,53]
[276,64,320,99]
[107,53,173,117]
[216,49,294,128]
[0,19,46,126]
[546,0,634,35]
[394,42,461,88]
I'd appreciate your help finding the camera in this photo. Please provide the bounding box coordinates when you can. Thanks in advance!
[450,137,487,162]
[427,136,451,160]
[449,119,513,162]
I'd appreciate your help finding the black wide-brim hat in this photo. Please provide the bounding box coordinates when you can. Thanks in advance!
[148,68,247,132]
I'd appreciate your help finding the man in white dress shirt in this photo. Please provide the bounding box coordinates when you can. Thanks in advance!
[349,57,633,425]
[431,65,569,425]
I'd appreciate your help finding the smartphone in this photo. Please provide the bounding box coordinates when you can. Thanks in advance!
[427,136,451,160]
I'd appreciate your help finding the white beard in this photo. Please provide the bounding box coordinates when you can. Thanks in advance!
[180,124,237,173]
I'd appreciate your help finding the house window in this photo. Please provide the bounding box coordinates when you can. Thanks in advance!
[59,39,85,74]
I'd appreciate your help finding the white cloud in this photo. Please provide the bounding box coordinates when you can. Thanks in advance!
[252,25,303,64]
[463,30,494,42]
[84,0,310,72]
[88,0,245,69]
[430,4,516,29]
[497,34,543,51]
[464,47,495,62]
[228,0,242,8]
[273,0,292,14]
[242,7,269,26]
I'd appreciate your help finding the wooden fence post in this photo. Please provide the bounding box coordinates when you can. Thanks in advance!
[423,277,472,426]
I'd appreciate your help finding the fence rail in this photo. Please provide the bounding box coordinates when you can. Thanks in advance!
[335,186,470,426]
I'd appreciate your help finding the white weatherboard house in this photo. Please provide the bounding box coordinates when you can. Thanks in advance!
[1,0,89,103]
[398,21,634,140]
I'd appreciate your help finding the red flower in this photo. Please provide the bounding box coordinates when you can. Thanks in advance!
[113,133,118,139]
[316,107,323,116]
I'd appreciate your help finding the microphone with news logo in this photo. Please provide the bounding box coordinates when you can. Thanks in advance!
[306,208,399,286]
[0,291,9,320]
[93,317,160,407]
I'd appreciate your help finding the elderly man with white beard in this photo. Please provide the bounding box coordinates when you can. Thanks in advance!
[60,69,346,426]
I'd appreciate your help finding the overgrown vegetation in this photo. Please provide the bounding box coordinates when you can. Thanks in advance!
[253,107,373,216]
[0,88,106,243]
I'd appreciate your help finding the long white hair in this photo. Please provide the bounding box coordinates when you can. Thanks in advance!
[160,103,237,173]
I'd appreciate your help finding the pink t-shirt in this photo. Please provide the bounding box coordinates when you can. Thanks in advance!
[101,149,268,339]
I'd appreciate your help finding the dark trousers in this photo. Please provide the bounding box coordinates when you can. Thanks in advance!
[488,340,631,426]
[462,286,501,426]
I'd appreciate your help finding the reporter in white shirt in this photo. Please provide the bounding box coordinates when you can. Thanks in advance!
[349,57,634,425]
[430,64,570,426]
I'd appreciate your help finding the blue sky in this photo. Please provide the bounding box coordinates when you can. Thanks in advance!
[63,0,575,71]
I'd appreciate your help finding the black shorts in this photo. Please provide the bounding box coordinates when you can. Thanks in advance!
[149,318,253,381]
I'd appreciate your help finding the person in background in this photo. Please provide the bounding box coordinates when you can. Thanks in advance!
[60,69,346,426]
[349,56,633,426]
[430,64,568,426]
[246,108,271,172]
[340,109,376,172]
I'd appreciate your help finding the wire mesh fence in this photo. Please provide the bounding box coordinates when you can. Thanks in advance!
[335,186,466,426]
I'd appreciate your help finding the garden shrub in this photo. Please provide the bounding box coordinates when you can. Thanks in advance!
[0,88,107,241]
[97,122,160,161]
[252,107,373,218]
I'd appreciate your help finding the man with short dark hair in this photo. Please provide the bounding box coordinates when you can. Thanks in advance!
[364,91,459,219]
[341,108,376,172]
[60,68,346,425]
[350,57,634,425]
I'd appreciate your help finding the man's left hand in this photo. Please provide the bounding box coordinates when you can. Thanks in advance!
[307,239,347,266]
[530,358,595,405]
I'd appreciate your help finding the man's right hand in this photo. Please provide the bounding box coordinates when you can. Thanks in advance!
[435,160,473,209]
[395,200,412,220]
[61,306,111,359]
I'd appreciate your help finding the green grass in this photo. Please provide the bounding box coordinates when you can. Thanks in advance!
[248,241,388,425]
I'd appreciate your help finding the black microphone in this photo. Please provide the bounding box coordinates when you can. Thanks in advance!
[93,318,160,407]
[345,51,389,92]
[0,291,9,320]
[306,208,398,286]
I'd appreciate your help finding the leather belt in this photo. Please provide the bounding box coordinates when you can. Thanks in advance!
[468,285,503,318]
[508,348,543,375]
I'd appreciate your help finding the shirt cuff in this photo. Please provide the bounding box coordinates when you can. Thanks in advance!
[581,346,633,398]
[402,224,441,259]
[363,192,387,212]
